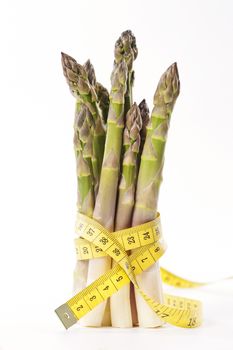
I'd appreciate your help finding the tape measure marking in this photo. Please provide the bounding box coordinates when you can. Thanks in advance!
[74,218,161,260]
[55,214,202,329]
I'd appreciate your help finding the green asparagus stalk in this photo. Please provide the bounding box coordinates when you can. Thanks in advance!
[123,99,149,326]
[80,60,128,327]
[73,103,95,294]
[111,103,142,328]
[133,63,180,224]
[132,62,180,327]
[63,61,95,293]
[115,103,142,230]
[82,31,138,327]
[80,61,127,327]
[114,30,138,115]
[93,30,138,231]
[61,53,105,194]
[92,60,128,229]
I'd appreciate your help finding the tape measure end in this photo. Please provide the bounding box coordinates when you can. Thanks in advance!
[55,304,77,329]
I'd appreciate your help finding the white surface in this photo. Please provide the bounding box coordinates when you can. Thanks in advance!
[0,0,233,349]
[1,282,233,350]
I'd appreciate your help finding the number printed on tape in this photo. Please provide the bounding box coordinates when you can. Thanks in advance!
[98,279,118,299]
[70,299,90,319]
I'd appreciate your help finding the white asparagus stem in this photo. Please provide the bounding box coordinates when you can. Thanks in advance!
[110,286,132,327]
[73,260,89,293]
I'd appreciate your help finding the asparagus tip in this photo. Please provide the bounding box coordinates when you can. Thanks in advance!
[139,99,150,129]
[153,62,180,117]
[124,103,142,152]
[170,62,179,76]
[114,30,138,69]
[139,99,149,116]
[61,51,67,60]
[83,59,96,86]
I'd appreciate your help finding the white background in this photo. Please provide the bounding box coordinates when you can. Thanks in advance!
[0,0,233,349]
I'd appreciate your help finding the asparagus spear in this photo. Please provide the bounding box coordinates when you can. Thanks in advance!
[61,53,105,194]
[115,103,142,230]
[132,63,180,327]
[93,30,137,231]
[73,103,95,294]
[81,31,138,327]
[80,60,128,327]
[114,30,138,115]
[66,61,96,293]
[110,103,142,327]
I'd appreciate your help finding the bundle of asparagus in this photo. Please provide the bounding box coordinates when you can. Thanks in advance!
[61,30,180,328]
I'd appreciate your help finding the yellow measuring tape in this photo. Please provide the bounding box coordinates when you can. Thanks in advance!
[55,213,203,329]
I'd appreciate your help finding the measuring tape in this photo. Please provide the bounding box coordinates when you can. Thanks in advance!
[55,213,202,329]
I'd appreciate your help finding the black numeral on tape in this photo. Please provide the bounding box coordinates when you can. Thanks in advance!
[76,304,83,311]
[188,317,197,327]
[83,247,89,254]
[90,296,96,302]
[116,276,123,282]
[141,257,148,263]
[127,236,135,244]
[95,247,103,252]
[100,237,108,245]
[87,228,95,236]
[143,232,150,240]
[112,248,120,256]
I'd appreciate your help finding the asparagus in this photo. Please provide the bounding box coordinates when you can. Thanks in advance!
[129,99,150,326]
[132,62,180,327]
[73,103,95,294]
[69,62,96,294]
[115,103,142,229]
[110,103,142,327]
[80,59,128,327]
[61,32,181,329]
[114,30,138,115]
[93,30,137,231]
[94,59,128,229]
[61,53,105,194]
[81,31,138,327]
